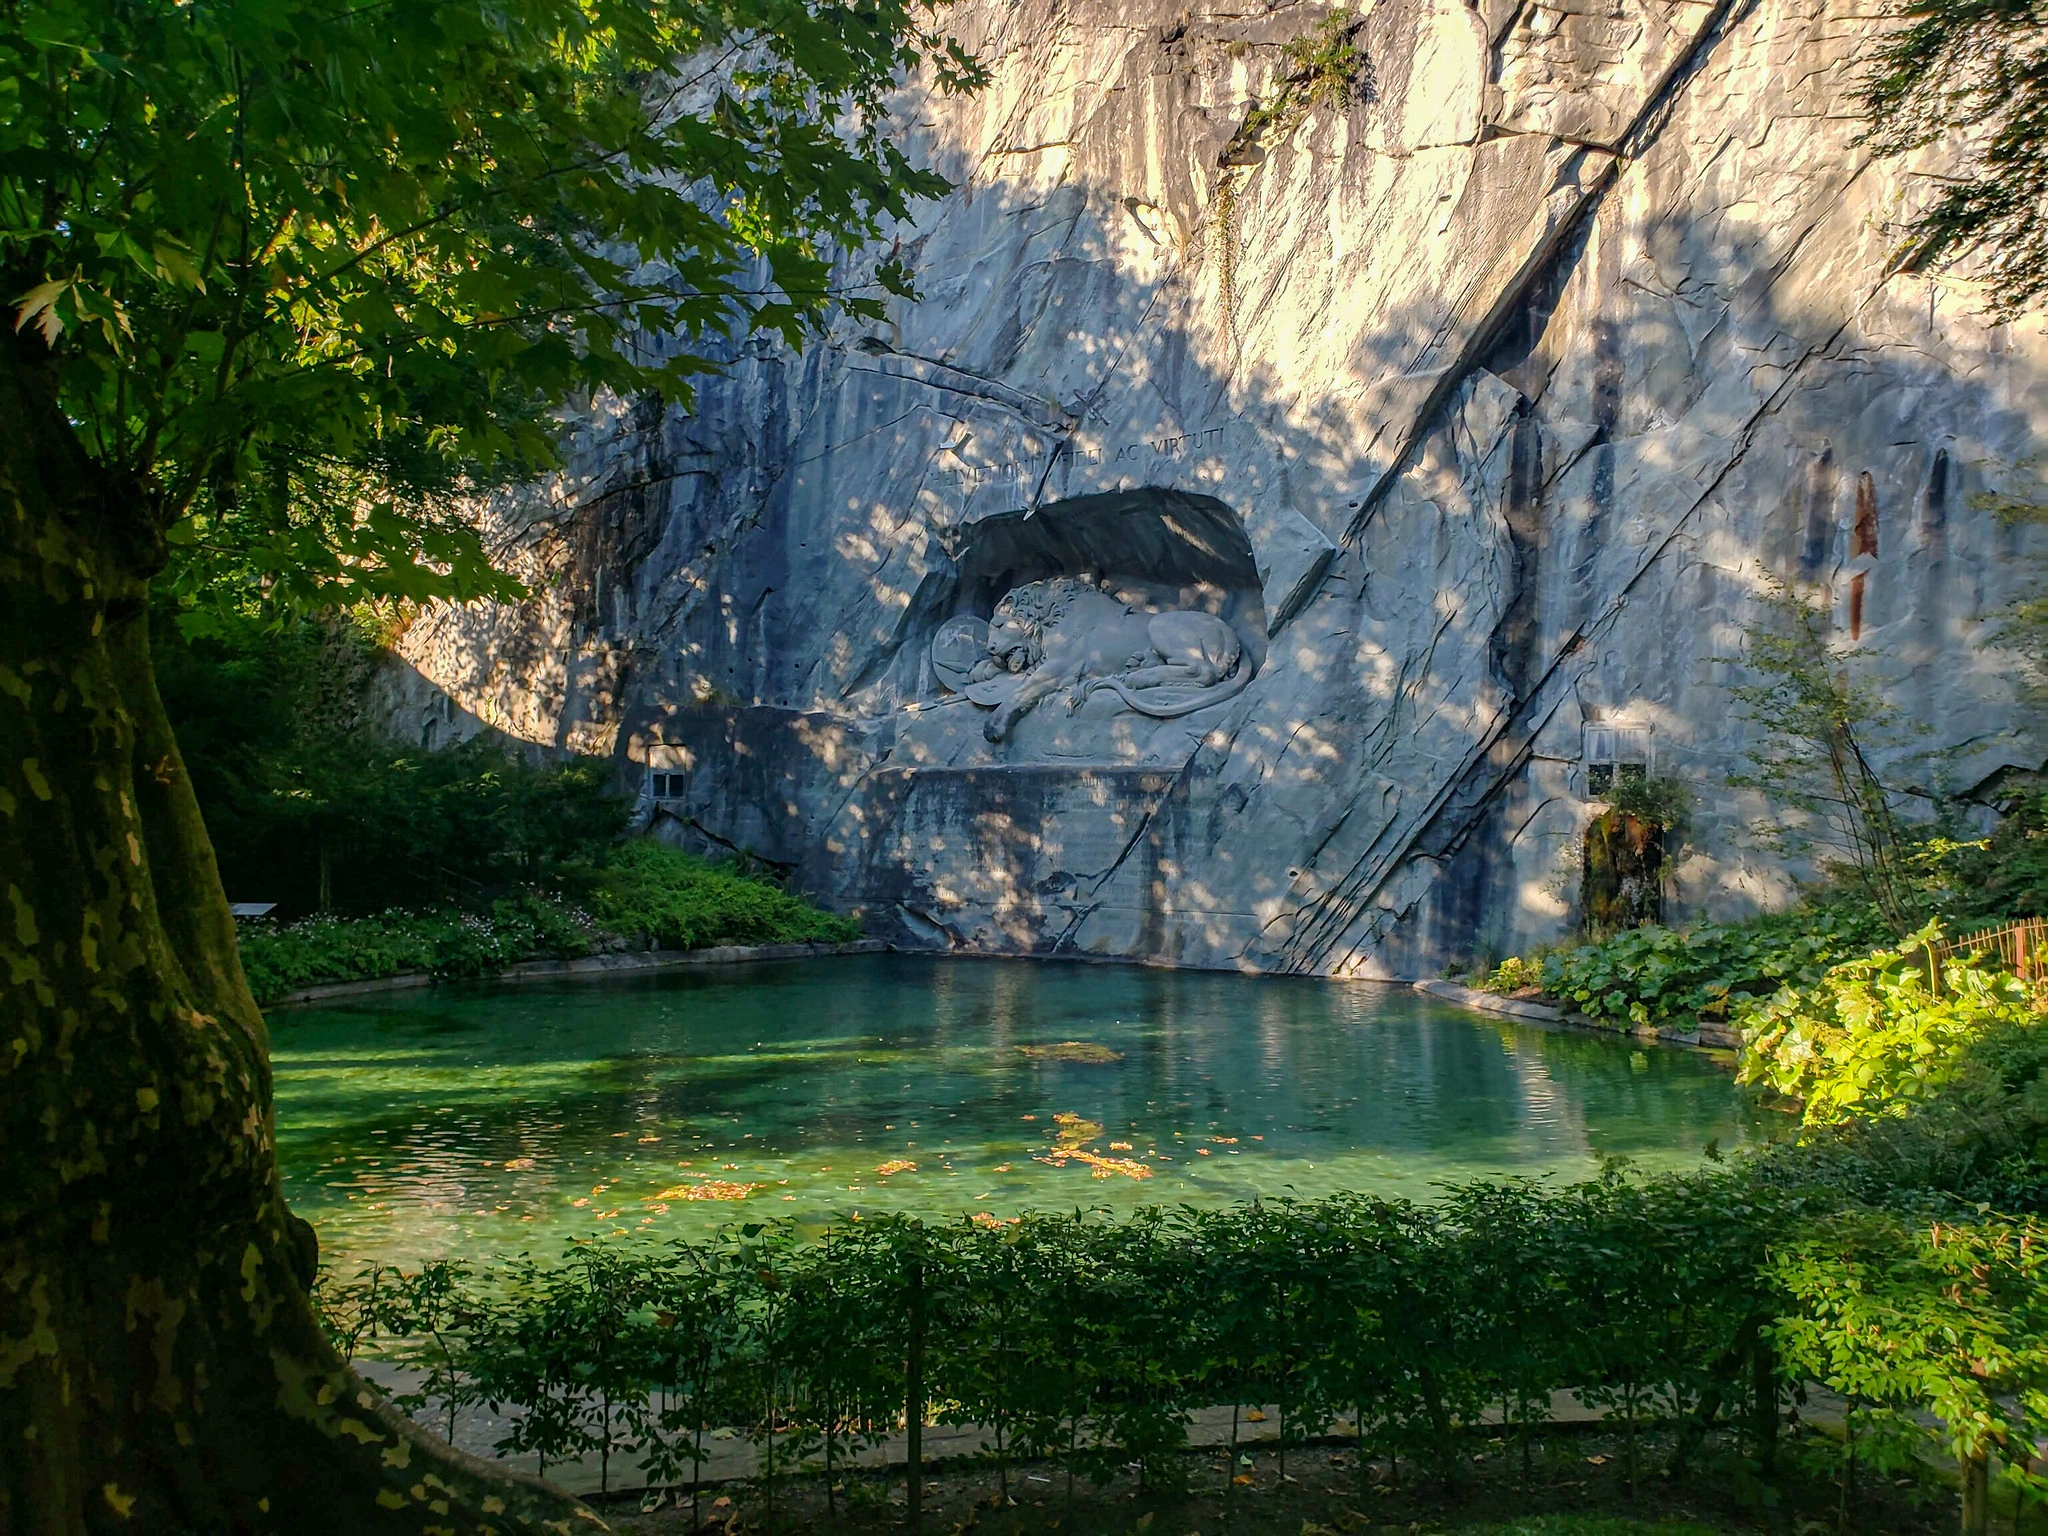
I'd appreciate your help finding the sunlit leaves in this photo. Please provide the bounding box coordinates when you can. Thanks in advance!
[1738,938,2039,1124]
[2,0,980,620]
[1859,0,2048,319]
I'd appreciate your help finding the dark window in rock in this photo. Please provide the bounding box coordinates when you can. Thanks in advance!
[1583,724,1653,799]
[1853,471,1879,557]
[650,771,679,799]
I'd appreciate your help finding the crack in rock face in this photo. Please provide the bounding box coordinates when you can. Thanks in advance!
[381,0,2046,976]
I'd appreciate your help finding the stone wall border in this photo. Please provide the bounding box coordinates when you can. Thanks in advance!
[263,938,890,1008]
[1412,978,1741,1054]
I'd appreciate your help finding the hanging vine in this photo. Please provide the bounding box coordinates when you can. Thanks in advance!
[1204,9,1368,331]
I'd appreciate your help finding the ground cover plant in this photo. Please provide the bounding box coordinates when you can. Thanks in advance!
[235,841,858,1002]
[1481,903,1892,1029]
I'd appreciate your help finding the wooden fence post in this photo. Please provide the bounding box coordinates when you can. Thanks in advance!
[906,1256,925,1535]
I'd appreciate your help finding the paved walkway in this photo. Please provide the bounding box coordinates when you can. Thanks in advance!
[357,1363,1635,1502]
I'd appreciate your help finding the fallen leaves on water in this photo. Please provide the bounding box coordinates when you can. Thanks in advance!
[1110,1141,1133,1151]
[654,1181,761,1202]
[1051,1112,1104,1150]
[875,1159,917,1176]
[1016,1041,1123,1064]
[1035,1149,1152,1180]
[503,1157,536,1170]
[971,1211,1020,1229]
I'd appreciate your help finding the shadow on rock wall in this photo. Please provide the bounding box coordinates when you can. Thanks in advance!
[379,0,2047,976]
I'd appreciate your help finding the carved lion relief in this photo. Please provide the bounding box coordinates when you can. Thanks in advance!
[928,576,1253,743]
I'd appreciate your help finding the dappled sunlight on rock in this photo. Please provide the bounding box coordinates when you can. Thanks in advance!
[375,0,2045,975]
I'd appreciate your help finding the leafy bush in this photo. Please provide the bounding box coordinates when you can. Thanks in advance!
[160,613,630,916]
[1737,933,2039,1125]
[584,839,859,951]
[323,1172,1793,1506]
[237,895,598,1001]
[1603,771,1695,836]
[1944,789,2048,922]
[238,842,857,1002]
[1480,955,1543,994]
[1532,904,1893,1030]
[1769,1209,2048,1517]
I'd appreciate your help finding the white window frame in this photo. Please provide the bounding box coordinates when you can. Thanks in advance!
[1582,723,1654,799]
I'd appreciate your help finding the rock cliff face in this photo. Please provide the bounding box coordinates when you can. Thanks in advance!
[380,0,2048,976]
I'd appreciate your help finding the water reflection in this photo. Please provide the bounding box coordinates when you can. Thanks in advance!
[272,955,1763,1271]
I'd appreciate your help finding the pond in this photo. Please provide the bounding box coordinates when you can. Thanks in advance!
[273,954,1765,1275]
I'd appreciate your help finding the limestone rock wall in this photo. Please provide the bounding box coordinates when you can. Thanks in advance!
[381,0,2048,976]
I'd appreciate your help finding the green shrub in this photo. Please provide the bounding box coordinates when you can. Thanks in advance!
[239,842,857,1002]
[159,613,630,917]
[237,895,597,1001]
[322,1174,1791,1507]
[1943,789,2048,922]
[1534,903,1892,1030]
[1738,932,2039,1125]
[1480,955,1543,994]
[583,839,859,951]
[1769,1209,2048,1515]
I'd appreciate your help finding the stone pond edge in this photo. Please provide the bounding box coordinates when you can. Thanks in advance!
[261,944,1740,1061]
[1413,978,1741,1054]
[262,938,891,1008]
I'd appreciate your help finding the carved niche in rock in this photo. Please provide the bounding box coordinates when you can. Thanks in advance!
[928,576,1253,744]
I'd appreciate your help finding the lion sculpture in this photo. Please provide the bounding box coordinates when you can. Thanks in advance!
[937,577,1252,744]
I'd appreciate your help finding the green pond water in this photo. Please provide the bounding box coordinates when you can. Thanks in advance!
[274,954,1765,1273]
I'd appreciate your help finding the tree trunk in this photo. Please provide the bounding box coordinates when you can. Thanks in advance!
[1963,1447,1991,1536]
[0,346,593,1531]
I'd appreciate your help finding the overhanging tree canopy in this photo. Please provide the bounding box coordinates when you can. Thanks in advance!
[0,0,974,1527]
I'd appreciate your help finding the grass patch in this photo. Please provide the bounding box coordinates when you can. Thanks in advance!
[583,838,858,952]
[239,840,856,1003]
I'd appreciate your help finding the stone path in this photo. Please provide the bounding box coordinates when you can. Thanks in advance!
[357,1363,1638,1502]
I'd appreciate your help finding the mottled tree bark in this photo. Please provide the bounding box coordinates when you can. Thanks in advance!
[0,347,599,1533]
